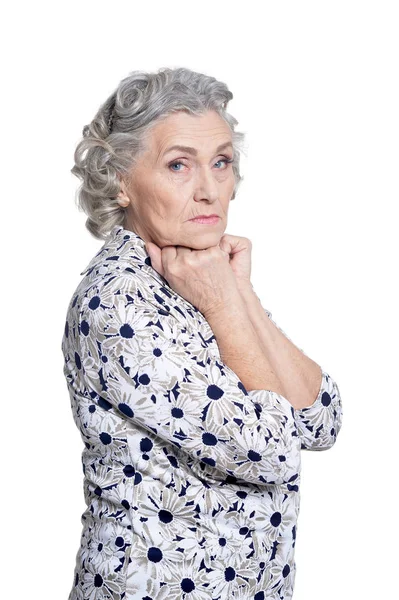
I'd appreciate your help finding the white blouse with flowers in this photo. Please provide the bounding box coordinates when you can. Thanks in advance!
[61,225,343,600]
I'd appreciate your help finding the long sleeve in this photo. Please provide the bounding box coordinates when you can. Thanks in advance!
[76,289,302,487]
[293,369,343,451]
[263,308,343,451]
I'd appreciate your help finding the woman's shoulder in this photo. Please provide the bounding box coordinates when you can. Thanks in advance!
[65,231,208,339]
[63,256,220,366]
[78,225,165,292]
[67,225,163,311]
[79,225,148,274]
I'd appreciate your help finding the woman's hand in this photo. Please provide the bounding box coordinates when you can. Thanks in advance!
[145,241,240,317]
[218,233,253,291]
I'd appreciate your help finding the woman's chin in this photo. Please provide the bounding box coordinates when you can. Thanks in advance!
[185,233,225,250]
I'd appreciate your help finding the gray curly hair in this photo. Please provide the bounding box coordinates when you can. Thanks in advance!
[71,67,247,240]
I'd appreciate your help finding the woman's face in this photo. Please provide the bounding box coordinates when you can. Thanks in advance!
[117,109,236,249]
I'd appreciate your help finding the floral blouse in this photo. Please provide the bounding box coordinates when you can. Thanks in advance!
[61,225,343,600]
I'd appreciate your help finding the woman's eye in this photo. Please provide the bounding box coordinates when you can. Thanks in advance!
[169,157,233,172]
[169,162,185,171]
[214,158,231,168]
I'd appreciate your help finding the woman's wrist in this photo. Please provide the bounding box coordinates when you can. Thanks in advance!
[236,281,274,338]
[237,280,261,306]
[203,286,249,323]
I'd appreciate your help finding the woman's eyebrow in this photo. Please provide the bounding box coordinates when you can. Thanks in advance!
[163,141,233,156]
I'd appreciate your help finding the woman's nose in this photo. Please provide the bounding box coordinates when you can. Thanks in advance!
[193,166,220,201]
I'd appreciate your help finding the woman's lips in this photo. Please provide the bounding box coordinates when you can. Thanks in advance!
[189,216,220,224]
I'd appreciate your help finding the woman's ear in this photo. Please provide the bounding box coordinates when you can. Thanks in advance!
[117,179,130,207]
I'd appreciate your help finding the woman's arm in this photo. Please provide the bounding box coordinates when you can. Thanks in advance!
[203,290,292,396]
[236,283,343,451]
[236,284,322,410]
[72,280,302,486]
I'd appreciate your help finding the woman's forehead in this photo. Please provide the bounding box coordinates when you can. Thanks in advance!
[149,112,232,154]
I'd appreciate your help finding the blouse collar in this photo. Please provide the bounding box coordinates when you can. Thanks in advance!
[80,225,159,278]
[79,224,205,323]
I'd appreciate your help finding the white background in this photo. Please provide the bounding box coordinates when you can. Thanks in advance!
[2,1,398,598]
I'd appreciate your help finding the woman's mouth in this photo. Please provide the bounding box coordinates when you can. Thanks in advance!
[189,215,220,225]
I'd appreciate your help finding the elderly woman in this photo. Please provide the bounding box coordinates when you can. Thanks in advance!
[62,67,343,600]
